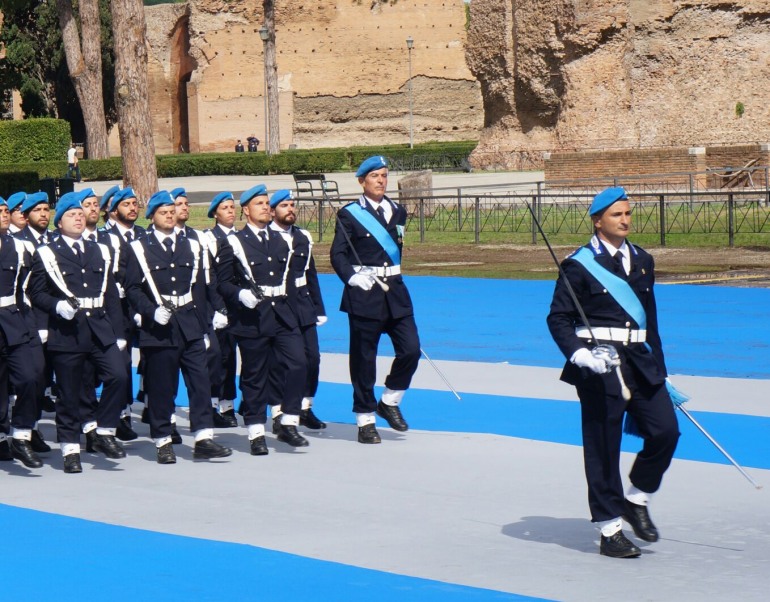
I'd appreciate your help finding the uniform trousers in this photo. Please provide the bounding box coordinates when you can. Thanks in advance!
[348,312,420,414]
[205,324,223,399]
[214,328,238,401]
[80,347,132,424]
[142,339,213,439]
[237,325,306,426]
[576,361,680,523]
[0,332,44,433]
[267,323,321,405]
[51,342,128,444]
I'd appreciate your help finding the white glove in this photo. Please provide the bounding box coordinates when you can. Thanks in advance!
[571,347,611,374]
[55,300,77,320]
[38,330,48,344]
[212,311,229,330]
[348,273,374,291]
[115,282,126,298]
[116,338,127,352]
[239,289,258,309]
[315,315,328,327]
[203,334,211,350]
[154,306,172,325]
[133,313,142,327]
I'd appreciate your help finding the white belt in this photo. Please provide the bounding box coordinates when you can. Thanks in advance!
[161,292,193,307]
[75,297,104,309]
[576,326,647,343]
[294,275,307,288]
[260,284,286,298]
[0,295,16,308]
[353,264,401,277]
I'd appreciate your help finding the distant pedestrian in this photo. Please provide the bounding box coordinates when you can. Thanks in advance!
[247,135,259,152]
[66,144,81,182]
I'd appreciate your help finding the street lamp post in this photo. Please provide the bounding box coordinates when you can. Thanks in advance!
[406,36,414,149]
[259,24,270,155]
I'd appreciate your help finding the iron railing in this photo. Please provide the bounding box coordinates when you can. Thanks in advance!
[294,184,770,247]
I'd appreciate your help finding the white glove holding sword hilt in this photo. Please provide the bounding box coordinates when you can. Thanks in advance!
[349,267,389,292]
[348,273,375,291]
[571,344,621,375]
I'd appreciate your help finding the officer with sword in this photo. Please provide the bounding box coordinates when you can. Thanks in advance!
[546,186,680,558]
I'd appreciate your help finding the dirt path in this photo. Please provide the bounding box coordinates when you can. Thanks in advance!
[315,243,770,286]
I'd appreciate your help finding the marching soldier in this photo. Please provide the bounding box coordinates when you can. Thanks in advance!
[12,191,56,451]
[0,203,46,467]
[103,187,146,244]
[267,189,327,431]
[0,196,9,235]
[16,192,54,246]
[79,189,138,442]
[215,184,309,455]
[204,192,239,425]
[546,186,680,558]
[124,191,232,464]
[5,192,28,235]
[330,156,421,444]
[100,185,121,228]
[171,187,234,428]
[28,195,129,473]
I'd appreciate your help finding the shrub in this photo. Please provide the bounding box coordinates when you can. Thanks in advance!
[0,119,71,164]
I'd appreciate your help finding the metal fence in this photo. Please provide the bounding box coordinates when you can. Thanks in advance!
[294,184,770,247]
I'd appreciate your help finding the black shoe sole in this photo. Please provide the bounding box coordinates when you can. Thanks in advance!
[600,547,641,558]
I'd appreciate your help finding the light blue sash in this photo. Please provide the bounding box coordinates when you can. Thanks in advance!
[344,202,401,265]
[571,247,647,329]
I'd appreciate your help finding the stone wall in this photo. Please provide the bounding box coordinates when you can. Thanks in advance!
[544,144,770,187]
[466,0,770,170]
[141,0,483,154]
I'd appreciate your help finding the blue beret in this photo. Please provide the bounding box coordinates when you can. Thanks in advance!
[170,187,187,200]
[240,184,268,206]
[269,189,293,208]
[21,191,49,213]
[78,188,96,202]
[145,190,174,218]
[589,187,628,216]
[0,196,5,207]
[101,185,121,210]
[53,192,84,227]
[110,187,136,212]
[208,191,234,218]
[6,192,26,212]
[356,155,388,178]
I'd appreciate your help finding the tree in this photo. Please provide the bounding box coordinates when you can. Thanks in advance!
[0,0,117,152]
[263,0,280,155]
[56,0,110,158]
[109,0,158,205]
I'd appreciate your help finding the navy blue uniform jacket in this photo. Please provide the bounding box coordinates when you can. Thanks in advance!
[0,235,37,346]
[215,226,297,337]
[28,239,123,352]
[329,197,414,320]
[124,234,209,347]
[546,238,667,396]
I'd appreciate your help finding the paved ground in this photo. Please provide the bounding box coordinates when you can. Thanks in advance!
[2,277,768,601]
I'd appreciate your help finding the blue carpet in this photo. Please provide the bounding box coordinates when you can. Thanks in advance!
[315,275,770,379]
[0,504,548,601]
